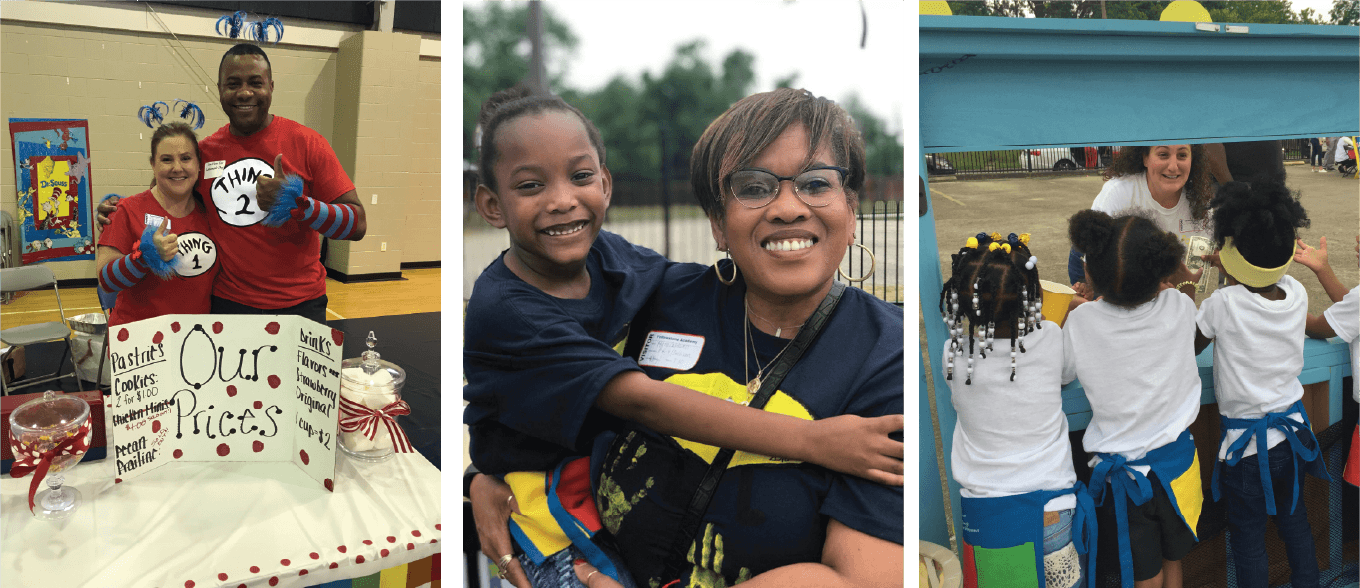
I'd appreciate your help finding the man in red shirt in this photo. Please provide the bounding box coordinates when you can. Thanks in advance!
[100,44,367,323]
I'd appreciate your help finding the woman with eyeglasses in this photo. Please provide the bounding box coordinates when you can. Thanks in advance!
[471,88,904,588]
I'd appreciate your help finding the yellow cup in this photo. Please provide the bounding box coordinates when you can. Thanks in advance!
[1039,280,1076,327]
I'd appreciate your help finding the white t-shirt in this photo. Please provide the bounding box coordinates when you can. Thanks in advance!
[946,321,1077,511]
[1062,288,1202,471]
[1335,137,1355,164]
[1090,173,1212,244]
[1197,276,1308,459]
[1323,286,1360,403]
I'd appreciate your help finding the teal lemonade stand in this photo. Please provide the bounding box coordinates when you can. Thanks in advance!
[919,13,1359,585]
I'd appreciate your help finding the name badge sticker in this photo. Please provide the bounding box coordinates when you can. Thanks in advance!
[637,331,705,371]
[204,160,226,179]
[144,214,169,232]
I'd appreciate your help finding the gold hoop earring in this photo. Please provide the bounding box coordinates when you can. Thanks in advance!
[837,243,876,283]
[715,251,738,286]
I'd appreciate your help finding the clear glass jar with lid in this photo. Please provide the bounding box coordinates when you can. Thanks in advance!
[338,331,408,462]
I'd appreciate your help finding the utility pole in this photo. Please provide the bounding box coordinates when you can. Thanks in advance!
[525,1,548,95]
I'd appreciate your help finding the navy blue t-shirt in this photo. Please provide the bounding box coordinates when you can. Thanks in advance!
[463,231,670,474]
[594,262,905,585]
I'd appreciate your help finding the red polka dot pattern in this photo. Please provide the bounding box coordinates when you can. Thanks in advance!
[115,478,122,483]
[299,569,309,576]
[412,530,421,537]
[309,552,320,560]
[380,549,389,557]
[184,582,193,588]
[387,536,396,543]
[328,562,338,569]
[299,450,309,465]
[216,443,230,457]
[253,400,263,410]
[152,420,161,433]
[331,329,345,345]
[227,385,237,397]
[280,558,290,566]
[435,523,441,530]
[118,328,129,342]
[250,565,260,573]
[324,478,334,492]
[407,543,414,550]
[355,555,365,564]
[252,440,264,453]
[218,573,228,581]
[337,546,346,553]
[269,577,279,586]
[153,331,164,344]
[173,449,183,459]
[265,322,280,335]
[171,321,181,333]
[213,322,223,334]
[267,375,281,388]
[362,539,372,545]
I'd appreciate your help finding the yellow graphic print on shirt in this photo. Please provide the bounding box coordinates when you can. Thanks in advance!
[682,523,753,588]
[662,372,813,468]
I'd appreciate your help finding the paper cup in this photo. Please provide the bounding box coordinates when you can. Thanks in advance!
[1039,280,1076,327]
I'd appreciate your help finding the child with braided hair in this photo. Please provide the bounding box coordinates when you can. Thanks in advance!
[1063,210,1204,588]
[942,232,1095,588]
[1191,180,1326,588]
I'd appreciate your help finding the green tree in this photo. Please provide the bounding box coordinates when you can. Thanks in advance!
[1331,0,1360,24]
[843,94,905,177]
[944,0,1332,22]
[462,2,578,160]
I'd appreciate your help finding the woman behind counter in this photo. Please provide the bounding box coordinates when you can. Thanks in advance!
[96,122,219,326]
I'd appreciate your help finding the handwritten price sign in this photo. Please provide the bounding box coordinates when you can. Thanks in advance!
[108,315,343,492]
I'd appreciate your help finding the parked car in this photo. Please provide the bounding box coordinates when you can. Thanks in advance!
[1017,147,1099,171]
[926,153,955,174]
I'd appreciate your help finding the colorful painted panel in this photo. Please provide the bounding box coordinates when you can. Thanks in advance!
[8,118,95,263]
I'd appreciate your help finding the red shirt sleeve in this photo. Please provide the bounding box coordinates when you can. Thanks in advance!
[303,130,353,204]
[96,194,142,255]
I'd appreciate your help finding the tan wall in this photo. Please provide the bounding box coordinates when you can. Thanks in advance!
[1,9,440,282]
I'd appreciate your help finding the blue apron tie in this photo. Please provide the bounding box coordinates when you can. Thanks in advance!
[1213,401,1327,516]
[1066,481,1100,588]
[1089,454,1156,588]
[544,459,625,585]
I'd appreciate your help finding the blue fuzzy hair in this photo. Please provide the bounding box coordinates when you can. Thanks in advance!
[261,174,305,227]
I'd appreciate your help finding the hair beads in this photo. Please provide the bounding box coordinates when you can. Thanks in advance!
[939,232,1041,385]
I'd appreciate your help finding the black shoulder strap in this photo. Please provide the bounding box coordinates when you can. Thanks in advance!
[661,281,847,580]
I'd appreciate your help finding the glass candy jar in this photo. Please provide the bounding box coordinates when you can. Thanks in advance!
[338,331,408,462]
[9,390,92,519]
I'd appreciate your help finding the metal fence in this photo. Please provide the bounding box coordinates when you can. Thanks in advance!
[927,139,1313,177]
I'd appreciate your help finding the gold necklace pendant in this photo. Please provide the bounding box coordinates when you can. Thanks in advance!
[746,376,761,399]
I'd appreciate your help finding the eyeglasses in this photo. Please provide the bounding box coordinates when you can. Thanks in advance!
[726,166,849,209]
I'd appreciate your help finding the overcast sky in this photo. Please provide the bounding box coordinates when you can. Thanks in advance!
[464,0,907,134]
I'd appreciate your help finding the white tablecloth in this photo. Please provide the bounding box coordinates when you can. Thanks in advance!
[1,449,442,588]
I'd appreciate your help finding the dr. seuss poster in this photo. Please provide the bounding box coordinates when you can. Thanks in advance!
[8,119,95,263]
[107,315,344,491]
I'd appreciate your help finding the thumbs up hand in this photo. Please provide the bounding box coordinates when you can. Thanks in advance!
[152,221,179,262]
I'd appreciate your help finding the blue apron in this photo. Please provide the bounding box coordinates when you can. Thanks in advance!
[960,481,1098,588]
[1089,429,1202,588]
[1212,400,1330,516]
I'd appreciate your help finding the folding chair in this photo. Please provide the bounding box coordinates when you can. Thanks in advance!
[0,265,85,394]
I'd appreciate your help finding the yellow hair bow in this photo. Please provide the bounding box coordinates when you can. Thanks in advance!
[966,237,978,249]
[989,232,1003,242]
[988,242,1001,252]
[1019,233,1031,246]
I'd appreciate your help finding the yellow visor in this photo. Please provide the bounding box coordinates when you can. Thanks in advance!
[1219,237,1295,288]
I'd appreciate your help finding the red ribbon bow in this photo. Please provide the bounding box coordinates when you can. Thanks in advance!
[9,419,92,513]
[337,396,414,454]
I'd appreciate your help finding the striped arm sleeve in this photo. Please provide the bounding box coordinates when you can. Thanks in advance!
[290,195,357,240]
